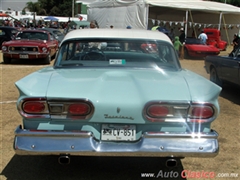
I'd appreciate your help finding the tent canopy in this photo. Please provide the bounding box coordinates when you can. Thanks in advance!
[88,0,240,28]
[44,16,59,21]
[88,0,240,42]
[0,13,8,17]
[89,0,240,14]
[146,0,240,14]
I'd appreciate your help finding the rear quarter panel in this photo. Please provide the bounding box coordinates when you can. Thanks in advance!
[205,55,222,74]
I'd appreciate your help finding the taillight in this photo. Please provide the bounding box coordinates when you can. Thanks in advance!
[23,102,45,113]
[144,101,216,123]
[144,102,189,122]
[19,98,94,119]
[189,105,214,120]
[18,98,49,118]
[147,105,169,117]
[68,103,90,115]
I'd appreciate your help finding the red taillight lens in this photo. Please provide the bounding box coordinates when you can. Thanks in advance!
[23,102,45,113]
[68,103,90,115]
[190,106,214,119]
[147,105,169,117]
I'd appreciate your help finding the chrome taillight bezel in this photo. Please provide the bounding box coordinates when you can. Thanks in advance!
[18,97,49,119]
[48,99,94,119]
[143,101,190,122]
[188,102,217,123]
[18,97,94,120]
[143,101,217,123]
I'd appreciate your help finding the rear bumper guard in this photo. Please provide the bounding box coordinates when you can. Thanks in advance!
[14,125,219,157]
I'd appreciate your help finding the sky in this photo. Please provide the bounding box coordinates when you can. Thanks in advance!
[0,0,96,11]
[0,0,38,11]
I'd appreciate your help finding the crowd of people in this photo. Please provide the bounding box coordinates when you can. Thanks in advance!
[153,26,238,58]
[2,17,239,57]
[0,17,73,30]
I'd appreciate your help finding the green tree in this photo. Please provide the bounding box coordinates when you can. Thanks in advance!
[208,0,240,6]
[37,0,73,17]
[24,1,47,15]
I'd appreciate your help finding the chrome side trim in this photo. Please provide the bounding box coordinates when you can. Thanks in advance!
[4,52,49,55]
[14,125,219,157]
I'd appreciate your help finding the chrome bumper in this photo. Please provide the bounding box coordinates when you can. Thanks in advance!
[14,125,219,157]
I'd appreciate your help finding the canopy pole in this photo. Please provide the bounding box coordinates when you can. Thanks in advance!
[185,10,188,39]
[218,12,222,30]
[72,0,75,18]
[222,14,231,47]
[146,4,149,29]
[189,10,197,38]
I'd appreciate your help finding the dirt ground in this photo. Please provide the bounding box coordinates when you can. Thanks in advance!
[0,47,239,180]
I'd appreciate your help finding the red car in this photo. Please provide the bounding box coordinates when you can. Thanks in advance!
[184,38,220,59]
[2,29,59,64]
[204,28,227,51]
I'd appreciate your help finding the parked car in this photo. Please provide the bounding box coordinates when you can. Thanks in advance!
[205,46,240,87]
[1,29,59,64]
[184,38,220,59]
[0,26,19,50]
[37,28,65,43]
[14,29,221,167]
[204,28,228,51]
[64,21,90,34]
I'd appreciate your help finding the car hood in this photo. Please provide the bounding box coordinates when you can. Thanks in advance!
[16,67,221,103]
[3,39,48,46]
[186,44,219,51]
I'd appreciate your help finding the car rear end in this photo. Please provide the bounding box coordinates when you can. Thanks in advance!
[13,29,221,166]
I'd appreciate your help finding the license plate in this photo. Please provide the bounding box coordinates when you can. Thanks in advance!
[101,124,136,141]
[20,54,29,59]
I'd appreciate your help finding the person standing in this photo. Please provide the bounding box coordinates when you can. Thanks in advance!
[232,33,239,51]
[198,30,208,45]
[178,28,185,59]
[173,36,183,57]
[90,20,99,29]
[168,28,175,42]
[179,28,186,44]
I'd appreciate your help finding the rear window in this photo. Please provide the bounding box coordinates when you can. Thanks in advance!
[54,38,180,70]
[53,30,63,36]
[16,32,48,40]
[11,29,18,35]
[0,29,5,35]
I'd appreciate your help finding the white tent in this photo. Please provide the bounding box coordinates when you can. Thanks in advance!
[87,0,240,43]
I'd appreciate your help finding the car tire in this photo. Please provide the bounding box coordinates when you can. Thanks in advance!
[43,54,51,64]
[52,51,57,60]
[223,45,227,51]
[210,67,222,87]
[184,48,189,59]
[3,56,11,64]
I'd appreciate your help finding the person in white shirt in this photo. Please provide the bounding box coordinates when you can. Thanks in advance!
[198,30,208,45]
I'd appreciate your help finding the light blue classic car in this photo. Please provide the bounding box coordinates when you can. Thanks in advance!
[14,29,221,167]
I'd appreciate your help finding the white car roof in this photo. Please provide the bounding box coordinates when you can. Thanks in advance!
[62,29,172,43]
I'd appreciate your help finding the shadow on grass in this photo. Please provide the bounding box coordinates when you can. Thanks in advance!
[220,84,240,105]
[1,155,187,180]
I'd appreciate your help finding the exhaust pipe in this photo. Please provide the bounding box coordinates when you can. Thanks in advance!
[165,158,177,168]
[58,155,70,165]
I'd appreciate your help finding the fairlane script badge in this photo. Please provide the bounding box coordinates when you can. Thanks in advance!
[104,114,134,120]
